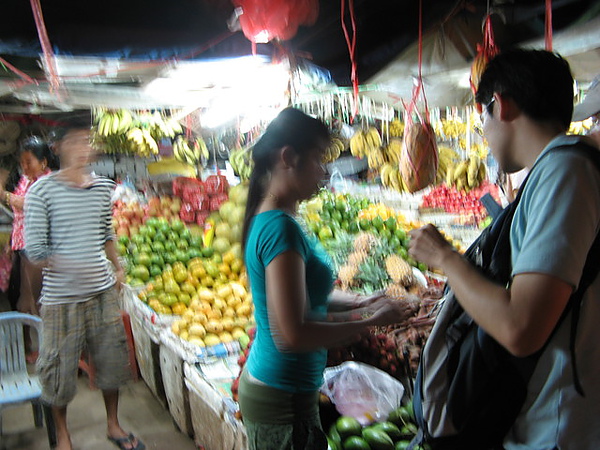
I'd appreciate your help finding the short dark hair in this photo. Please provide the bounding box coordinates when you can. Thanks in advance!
[475,49,574,130]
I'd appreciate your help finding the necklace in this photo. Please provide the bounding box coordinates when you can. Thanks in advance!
[264,192,296,215]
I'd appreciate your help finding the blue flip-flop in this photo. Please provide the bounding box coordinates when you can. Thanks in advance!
[107,433,146,450]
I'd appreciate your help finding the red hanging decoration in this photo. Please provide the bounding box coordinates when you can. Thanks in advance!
[470,15,500,99]
[29,0,60,91]
[232,0,319,44]
[545,0,553,51]
[341,0,359,122]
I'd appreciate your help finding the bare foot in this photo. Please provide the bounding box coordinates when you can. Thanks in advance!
[107,426,143,450]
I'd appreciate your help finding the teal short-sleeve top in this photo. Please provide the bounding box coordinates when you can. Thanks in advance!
[244,210,334,392]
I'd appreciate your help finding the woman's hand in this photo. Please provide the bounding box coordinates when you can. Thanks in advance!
[368,298,413,327]
[355,291,386,309]
[408,224,456,270]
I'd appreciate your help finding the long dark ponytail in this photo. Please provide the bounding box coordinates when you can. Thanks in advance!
[241,108,329,252]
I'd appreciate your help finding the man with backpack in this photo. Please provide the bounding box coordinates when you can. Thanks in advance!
[408,50,600,449]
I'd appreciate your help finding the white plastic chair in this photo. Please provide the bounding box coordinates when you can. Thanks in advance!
[0,311,55,448]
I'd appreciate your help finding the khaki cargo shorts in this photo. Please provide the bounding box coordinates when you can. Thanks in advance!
[36,286,131,407]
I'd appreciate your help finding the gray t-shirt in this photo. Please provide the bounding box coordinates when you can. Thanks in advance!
[505,135,600,449]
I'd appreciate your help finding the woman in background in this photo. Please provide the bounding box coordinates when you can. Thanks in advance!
[1,136,56,314]
[238,108,410,449]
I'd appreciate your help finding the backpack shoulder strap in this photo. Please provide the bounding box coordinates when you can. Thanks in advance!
[536,140,600,396]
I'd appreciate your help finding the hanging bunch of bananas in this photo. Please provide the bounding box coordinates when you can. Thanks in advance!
[229,146,254,181]
[388,118,405,137]
[95,109,134,136]
[173,135,207,166]
[349,127,382,159]
[380,163,409,192]
[125,127,159,156]
[92,108,184,157]
[434,118,467,140]
[445,154,487,192]
[144,111,183,140]
[383,138,402,164]
[366,147,387,170]
[569,117,594,135]
[435,146,461,185]
[322,137,345,164]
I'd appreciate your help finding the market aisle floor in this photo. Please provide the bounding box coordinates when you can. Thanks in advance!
[0,294,197,450]
[1,375,197,450]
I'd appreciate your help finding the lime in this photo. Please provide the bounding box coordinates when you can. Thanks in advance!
[372,216,384,231]
[131,234,145,246]
[179,228,192,241]
[153,231,166,244]
[163,252,177,265]
[150,253,164,268]
[152,241,165,253]
[149,265,162,278]
[146,217,159,228]
[336,416,362,440]
[171,218,185,233]
[385,217,397,232]
[394,228,407,240]
[189,236,203,249]
[131,265,150,282]
[139,244,152,255]
[174,249,189,263]
[134,253,152,267]
[380,228,392,240]
[359,218,371,231]
[318,226,334,241]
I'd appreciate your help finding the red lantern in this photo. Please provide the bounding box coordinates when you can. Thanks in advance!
[232,0,319,43]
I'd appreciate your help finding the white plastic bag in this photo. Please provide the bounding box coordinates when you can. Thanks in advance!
[320,361,405,425]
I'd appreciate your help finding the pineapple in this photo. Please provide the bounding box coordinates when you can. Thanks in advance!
[385,255,415,286]
[353,232,377,253]
[338,264,359,289]
[347,250,368,267]
[385,283,407,299]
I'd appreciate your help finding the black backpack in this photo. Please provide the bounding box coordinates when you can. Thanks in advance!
[410,142,600,450]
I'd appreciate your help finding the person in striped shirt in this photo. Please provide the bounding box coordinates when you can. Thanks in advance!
[24,126,145,450]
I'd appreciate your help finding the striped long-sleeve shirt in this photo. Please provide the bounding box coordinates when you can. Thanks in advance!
[24,173,117,304]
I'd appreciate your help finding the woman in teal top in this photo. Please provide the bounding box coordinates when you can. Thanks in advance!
[239,108,409,450]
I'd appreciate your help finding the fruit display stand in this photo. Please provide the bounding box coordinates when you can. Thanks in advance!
[158,337,194,437]
[184,359,247,450]
[121,286,173,409]
[158,329,242,438]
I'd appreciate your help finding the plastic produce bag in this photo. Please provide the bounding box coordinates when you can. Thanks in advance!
[320,361,405,425]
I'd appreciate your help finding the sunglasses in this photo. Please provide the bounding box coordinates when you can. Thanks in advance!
[479,98,496,123]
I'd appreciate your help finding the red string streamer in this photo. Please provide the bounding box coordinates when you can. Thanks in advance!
[29,0,60,91]
[341,0,359,122]
[545,0,553,51]
[0,56,38,85]
[407,0,429,126]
